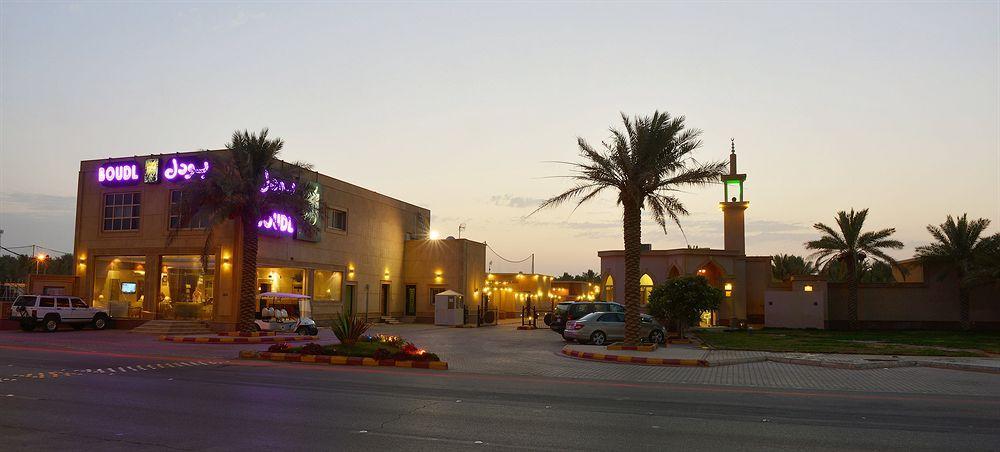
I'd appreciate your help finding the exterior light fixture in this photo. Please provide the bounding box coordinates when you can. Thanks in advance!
[804,285,814,292]
[724,282,733,291]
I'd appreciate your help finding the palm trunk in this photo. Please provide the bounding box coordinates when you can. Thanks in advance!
[847,258,859,330]
[622,198,642,345]
[237,216,259,332]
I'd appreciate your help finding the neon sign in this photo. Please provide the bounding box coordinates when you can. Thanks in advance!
[258,212,295,235]
[98,162,140,185]
[163,158,210,181]
[144,159,160,183]
[260,170,296,194]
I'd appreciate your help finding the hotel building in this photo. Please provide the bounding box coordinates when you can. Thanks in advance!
[73,150,485,330]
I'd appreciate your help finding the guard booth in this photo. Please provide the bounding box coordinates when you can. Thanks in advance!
[434,290,465,326]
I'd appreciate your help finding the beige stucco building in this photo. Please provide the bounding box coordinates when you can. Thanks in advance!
[598,145,770,327]
[72,150,488,330]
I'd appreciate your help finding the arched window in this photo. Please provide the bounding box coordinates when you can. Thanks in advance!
[604,275,614,302]
[639,274,654,304]
[668,266,681,279]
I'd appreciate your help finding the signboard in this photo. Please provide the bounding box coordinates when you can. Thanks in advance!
[98,161,141,185]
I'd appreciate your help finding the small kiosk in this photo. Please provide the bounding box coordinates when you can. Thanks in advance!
[434,290,465,326]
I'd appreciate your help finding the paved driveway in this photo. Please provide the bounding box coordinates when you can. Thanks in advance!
[368,323,1000,396]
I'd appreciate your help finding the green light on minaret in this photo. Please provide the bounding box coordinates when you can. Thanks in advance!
[725,179,742,202]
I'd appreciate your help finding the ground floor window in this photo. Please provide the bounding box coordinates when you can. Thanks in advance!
[158,255,215,320]
[257,267,306,294]
[312,270,343,302]
[92,256,146,318]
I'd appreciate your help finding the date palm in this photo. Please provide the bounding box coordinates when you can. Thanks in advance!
[770,254,817,282]
[915,214,998,330]
[805,208,903,330]
[175,129,321,331]
[532,111,725,345]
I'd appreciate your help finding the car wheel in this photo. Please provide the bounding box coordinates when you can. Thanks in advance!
[649,329,664,344]
[19,321,35,332]
[92,314,109,330]
[251,323,261,332]
[296,326,311,336]
[590,331,607,346]
[543,313,554,326]
[43,316,60,333]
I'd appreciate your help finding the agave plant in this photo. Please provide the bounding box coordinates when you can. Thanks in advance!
[331,313,372,345]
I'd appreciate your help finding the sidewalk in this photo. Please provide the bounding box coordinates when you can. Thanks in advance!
[562,342,1000,373]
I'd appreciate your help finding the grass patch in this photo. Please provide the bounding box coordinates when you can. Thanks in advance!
[693,329,1000,357]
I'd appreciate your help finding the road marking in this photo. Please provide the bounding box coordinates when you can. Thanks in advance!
[4,361,224,383]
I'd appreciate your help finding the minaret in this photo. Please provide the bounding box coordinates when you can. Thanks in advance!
[721,139,748,254]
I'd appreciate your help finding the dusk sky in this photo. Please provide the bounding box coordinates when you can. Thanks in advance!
[1,2,997,275]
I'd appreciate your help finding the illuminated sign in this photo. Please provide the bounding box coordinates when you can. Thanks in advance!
[98,162,140,185]
[144,159,160,184]
[163,158,210,181]
[259,170,296,194]
[258,212,295,235]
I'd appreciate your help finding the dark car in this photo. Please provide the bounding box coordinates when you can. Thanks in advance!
[549,301,625,340]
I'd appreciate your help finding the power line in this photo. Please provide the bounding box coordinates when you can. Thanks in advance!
[486,244,532,263]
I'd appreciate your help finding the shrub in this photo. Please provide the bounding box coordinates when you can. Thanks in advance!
[299,343,324,356]
[331,313,373,345]
[648,276,723,337]
[373,348,393,360]
[267,343,291,353]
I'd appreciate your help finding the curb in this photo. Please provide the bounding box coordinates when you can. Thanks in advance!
[159,335,319,343]
[561,347,706,367]
[217,331,280,337]
[668,338,693,344]
[239,350,448,370]
[516,326,538,330]
[607,342,658,352]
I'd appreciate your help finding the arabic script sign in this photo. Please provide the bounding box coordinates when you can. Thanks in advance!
[163,158,210,181]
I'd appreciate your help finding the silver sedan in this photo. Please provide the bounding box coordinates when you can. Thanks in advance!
[563,311,665,345]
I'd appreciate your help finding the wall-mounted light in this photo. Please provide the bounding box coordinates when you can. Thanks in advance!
[724,282,733,298]
[804,285,814,292]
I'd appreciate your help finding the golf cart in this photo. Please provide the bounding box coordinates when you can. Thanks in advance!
[254,292,319,335]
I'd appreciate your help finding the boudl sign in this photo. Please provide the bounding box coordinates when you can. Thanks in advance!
[98,157,210,186]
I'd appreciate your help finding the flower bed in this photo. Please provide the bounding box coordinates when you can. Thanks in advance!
[265,334,441,362]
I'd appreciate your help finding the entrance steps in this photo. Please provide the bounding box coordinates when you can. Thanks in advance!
[379,316,402,325]
[130,320,214,335]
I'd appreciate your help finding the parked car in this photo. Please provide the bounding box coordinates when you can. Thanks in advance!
[563,311,665,346]
[9,295,110,332]
[549,301,625,339]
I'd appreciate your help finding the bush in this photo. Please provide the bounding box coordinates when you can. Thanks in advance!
[332,313,373,345]
[267,343,291,353]
[299,343,324,356]
[648,276,723,337]
[373,348,393,360]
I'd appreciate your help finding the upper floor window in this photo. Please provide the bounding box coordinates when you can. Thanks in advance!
[169,190,207,229]
[329,209,347,232]
[103,192,141,231]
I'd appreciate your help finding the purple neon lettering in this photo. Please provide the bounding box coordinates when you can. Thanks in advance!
[257,212,295,234]
[163,158,210,181]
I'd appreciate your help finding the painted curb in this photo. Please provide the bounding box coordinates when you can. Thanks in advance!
[516,326,538,330]
[561,347,707,367]
[239,350,448,370]
[607,342,658,352]
[217,331,280,337]
[159,335,319,343]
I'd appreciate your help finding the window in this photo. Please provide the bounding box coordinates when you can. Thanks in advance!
[56,298,70,308]
[160,255,216,320]
[71,298,88,308]
[430,287,446,305]
[598,313,619,322]
[39,297,54,308]
[13,296,37,307]
[93,256,146,318]
[103,192,141,231]
[329,209,347,231]
[313,270,343,302]
[169,190,207,229]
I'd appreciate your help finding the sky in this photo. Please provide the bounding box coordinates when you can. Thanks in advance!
[1,2,998,275]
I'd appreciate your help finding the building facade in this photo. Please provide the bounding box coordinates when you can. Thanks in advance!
[598,144,770,327]
[73,150,481,330]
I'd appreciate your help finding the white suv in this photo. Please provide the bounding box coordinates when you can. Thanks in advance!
[10,295,110,332]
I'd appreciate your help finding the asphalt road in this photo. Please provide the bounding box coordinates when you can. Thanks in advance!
[1,342,998,451]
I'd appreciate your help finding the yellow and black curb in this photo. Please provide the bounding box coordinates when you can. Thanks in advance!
[159,335,319,343]
[561,347,707,367]
[217,331,280,337]
[607,342,658,352]
[239,350,448,370]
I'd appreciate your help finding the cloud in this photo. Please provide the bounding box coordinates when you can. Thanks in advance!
[0,192,76,216]
[490,195,546,209]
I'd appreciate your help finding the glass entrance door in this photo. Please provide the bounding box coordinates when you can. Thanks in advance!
[405,285,416,316]
[344,284,355,316]
[380,284,390,316]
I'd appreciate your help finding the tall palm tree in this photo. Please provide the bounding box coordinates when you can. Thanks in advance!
[532,111,725,345]
[915,214,998,330]
[805,209,903,330]
[176,129,321,331]
[770,254,817,282]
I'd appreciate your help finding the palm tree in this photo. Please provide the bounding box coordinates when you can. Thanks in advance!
[805,209,903,330]
[770,254,817,282]
[175,129,321,331]
[915,214,998,330]
[532,111,725,345]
